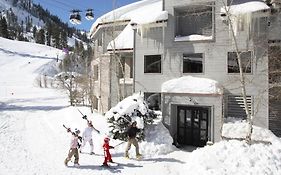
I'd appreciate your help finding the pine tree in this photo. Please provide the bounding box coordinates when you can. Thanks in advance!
[35,28,45,44]
[107,106,157,141]
[0,17,9,38]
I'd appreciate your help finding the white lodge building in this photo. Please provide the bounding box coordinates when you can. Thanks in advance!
[89,0,281,147]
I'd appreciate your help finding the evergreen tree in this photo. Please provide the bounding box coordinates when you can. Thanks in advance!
[35,28,45,44]
[32,25,37,38]
[107,105,157,141]
[0,17,9,38]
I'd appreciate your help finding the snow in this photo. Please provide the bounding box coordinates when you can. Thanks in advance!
[161,76,223,94]
[90,0,167,35]
[175,35,213,42]
[221,1,270,36]
[107,23,134,51]
[1,37,281,174]
[221,1,270,15]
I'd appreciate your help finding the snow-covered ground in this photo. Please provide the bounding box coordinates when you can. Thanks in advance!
[0,37,281,175]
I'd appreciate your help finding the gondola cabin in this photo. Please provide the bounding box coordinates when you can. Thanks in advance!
[70,10,81,25]
[85,9,94,20]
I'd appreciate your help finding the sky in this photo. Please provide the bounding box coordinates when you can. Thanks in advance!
[0,36,281,175]
[32,0,140,31]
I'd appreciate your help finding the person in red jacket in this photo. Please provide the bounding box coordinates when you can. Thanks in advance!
[102,137,114,166]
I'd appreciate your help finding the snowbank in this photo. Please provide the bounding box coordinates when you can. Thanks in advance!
[161,76,223,94]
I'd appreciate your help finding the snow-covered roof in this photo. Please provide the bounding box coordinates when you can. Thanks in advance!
[90,0,167,36]
[161,76,223,94]
[221,1,270,15]
[221,1,270,37]
[107,23,134,51]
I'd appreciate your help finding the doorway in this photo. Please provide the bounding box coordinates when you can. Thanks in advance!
[177,106,209,147]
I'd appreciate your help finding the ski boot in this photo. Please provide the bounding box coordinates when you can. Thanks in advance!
[136,154,142,160]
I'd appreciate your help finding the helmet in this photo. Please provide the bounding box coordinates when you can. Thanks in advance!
[74,128,80,134]
[104,137,110,143]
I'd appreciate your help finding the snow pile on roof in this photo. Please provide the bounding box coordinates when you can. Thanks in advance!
[161,76,223,94]
[90,0,167,35]
[107,23,134,50]
[221,1,270,15]
[221,1,270,36]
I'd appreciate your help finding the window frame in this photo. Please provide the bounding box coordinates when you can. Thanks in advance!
[182,53,204,74]
[174,2,215,42]
[227,51,253,74]
[144,54,162,74]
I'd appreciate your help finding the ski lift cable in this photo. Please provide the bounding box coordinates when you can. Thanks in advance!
[52,0,93,12]
[33,0,71,12]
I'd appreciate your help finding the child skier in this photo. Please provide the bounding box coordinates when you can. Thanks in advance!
[102,137,114,167]
[80,120,100,155]
[64,128,81,167]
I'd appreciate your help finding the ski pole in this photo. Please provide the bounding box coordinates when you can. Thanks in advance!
[113,141,126,148]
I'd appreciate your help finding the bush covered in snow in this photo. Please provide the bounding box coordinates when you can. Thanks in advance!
[105,92,157,141]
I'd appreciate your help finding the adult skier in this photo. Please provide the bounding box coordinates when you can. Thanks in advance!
[80,120,100,155]
[124,121,142,159]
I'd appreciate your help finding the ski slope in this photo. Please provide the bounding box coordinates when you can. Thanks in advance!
[0,37,281,175]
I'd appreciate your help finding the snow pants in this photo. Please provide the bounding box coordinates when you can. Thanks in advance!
[125,137,139,157]
[103,150,112,165]
[80,138,94,153]
[65,148,79,164]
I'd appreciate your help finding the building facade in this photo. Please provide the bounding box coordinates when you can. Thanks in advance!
[90,0,280,147]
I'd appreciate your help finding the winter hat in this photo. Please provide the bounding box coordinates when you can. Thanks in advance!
[104,137,110,143]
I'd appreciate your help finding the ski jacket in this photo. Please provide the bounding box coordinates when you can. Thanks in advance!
[127,126,140,139]
[70,135,79,149]
[103,143,114,151]
[82,127,95,139]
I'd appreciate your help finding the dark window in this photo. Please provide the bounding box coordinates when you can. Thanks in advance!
[174,3,214,40]
[226,95,252,119]
[183,53,203,73]
[144,55,161,73]
[144,93,161,110]
[228,51,252,73]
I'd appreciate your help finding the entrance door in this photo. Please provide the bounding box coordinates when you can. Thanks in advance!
[177,106,209,147]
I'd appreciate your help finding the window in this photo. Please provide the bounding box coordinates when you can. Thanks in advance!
[226,95,252,119]
[183,53,203,73]
[118,54,133,78]
[144,55,161,73]
[174,2,214,41]
[144,93,161,110]
[228,51,252,73]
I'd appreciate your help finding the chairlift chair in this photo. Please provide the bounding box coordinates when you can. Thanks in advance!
[69,10,81,25]
[85,9,94,20]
